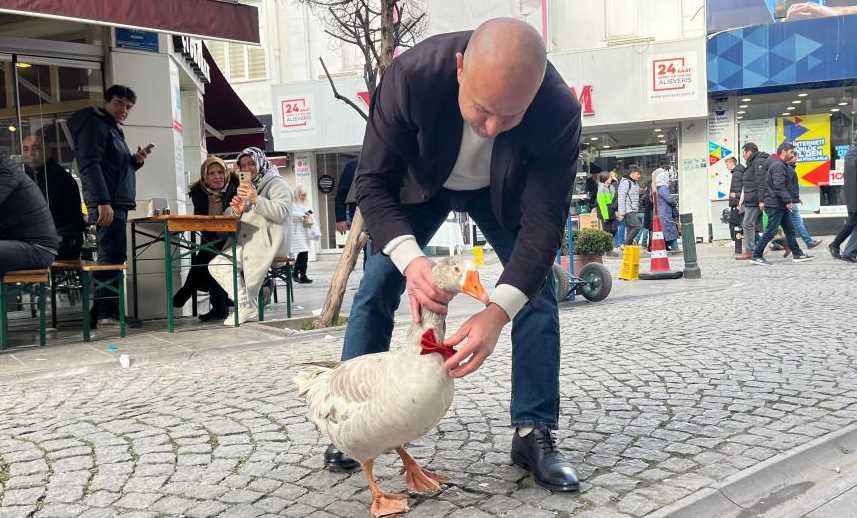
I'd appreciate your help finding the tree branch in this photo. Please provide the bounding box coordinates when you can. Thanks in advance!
[319,56,368,120]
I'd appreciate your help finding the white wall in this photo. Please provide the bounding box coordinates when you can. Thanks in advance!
[679,119,714,240]
[427,0,545,38]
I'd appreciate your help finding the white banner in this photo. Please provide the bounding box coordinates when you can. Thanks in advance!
[279,94,315,132]
[648,51,699,103]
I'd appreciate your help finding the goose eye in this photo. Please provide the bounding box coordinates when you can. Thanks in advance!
[453,266,461,273]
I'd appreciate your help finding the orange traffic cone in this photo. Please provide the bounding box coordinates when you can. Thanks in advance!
[640,211,683,280]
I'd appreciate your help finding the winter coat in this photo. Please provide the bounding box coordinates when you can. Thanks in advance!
[728,164,745,207]
[208,173,293,309]
[69,107,142,209]
[188,175,240,244]
[742,151,770,205]
[335,159,357,222]
[617,177,640,215]
[657,185,679,241]
[290,203,313,255]
[596,183,614,220]
[844,146,857,213]
[0,155,60,253]
[25,159,86,238]
[762,155,798,209]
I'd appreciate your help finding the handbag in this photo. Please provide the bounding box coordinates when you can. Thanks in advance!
[302,212,314,228]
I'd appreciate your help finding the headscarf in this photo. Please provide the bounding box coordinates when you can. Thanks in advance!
[237,146,275,187]
[654,168,670,188]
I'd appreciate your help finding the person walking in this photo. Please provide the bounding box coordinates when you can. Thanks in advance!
[751,142,812,265]
[290,185,314,284]
[736,143,769,260]
[726,156,745,255]
[617,165,642,245]
[208,147,293,325]
[70,85,151,326]
[172,156,239,321]
[783,153,823,255]
[829,141,857,261]
[655,167,679,251]
[326,19,582,492]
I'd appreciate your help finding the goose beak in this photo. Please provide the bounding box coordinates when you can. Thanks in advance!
[461,270,489,305]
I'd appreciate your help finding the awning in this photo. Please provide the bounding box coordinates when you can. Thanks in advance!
[0,0,259,44]
[203,44,266,154]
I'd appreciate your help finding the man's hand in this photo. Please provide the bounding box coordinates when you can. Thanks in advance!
[238,183,257,204]
[786,202,794,210]
[134,145,152,165]
[335,221,350,235]
[404,256,453,323]
[442,304,509,378]
[96,203,114,227]
[229,196,246,215]
[617,213,625,221]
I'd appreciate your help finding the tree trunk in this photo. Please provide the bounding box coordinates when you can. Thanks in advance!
[313,0,398,329]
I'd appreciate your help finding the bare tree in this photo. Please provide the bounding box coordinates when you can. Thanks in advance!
[295,0,427,328]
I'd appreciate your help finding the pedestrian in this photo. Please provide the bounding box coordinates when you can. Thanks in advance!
[290,185,315,284]
[829,139,857,262]
[655,167,679,251]
[726,156,745,254]
[172,156,238,321]
[326,19,582,492]
[607,170,624,248]
[751,142,813,265]
[334,158,358,235]
[783,153,823,255]
[22,132,86,260]
[736,143,769,260]
[617,165,642,245]
[0,154,59,275]
[70,85,151,327]
[636,180,653,249]
[208,147,293,325]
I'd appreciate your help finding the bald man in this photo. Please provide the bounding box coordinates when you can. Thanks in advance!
[333,19,582,491]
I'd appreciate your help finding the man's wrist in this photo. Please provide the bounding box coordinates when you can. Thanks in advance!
[383,235,424,274]
[486,303,511,324]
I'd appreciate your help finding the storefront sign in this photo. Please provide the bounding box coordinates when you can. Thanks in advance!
[829,169,845,186]
[295,154,312,182]
[317,174,335,194]
[648,52,698,102]
[280,96,314,131]
[707,97,736,201]
[172,36,211,85]
[569,85,595,116]
[116,29,159,52]
[777,114,830,186]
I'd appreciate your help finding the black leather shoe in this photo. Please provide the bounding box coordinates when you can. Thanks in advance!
[829,244,841,259]
[511,428,579,492]
[324,444,359,472]
[172,287,192,308]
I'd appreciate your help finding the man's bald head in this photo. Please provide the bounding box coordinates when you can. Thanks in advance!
[457,18,547,138]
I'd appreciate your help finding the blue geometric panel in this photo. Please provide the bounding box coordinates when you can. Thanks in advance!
[708,14,857,93]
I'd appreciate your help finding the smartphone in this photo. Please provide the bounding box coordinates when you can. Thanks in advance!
[238,170,251,184]
[144,143,155,153]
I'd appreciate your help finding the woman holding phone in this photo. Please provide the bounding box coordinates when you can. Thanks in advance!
[208,147,293,325]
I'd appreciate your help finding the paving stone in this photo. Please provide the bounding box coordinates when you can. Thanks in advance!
[149,495,196,515]
[184,501,228,518]
[114,492,163,509]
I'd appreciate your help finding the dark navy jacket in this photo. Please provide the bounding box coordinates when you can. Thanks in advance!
[69,107,142,210]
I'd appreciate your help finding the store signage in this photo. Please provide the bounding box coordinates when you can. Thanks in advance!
[280,96,314,131]
[648,52,698,102]
[318,174,335,194]
[116,29,159,52]
[569,85,594,116]
[777,114,830,186]
[829,170,845,186]
[172,36,211,85]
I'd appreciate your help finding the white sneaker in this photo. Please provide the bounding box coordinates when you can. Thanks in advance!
[224,305,259,326]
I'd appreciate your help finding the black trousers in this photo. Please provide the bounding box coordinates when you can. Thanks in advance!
[0,240,55,276]
[179,248,229,312]
[831,211,857,250]
[91,209,127,319]
[294,251,309,279]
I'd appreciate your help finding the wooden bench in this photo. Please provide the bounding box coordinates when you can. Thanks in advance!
[50,261,127,342]
[1,269,49,349]
[258,257,295,321]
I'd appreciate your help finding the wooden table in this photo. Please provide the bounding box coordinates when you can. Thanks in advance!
[130,215,240,331]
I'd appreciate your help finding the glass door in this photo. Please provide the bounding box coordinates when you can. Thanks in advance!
[0,53,20,159]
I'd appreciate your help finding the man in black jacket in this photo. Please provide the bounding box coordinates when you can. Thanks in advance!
[70,85,152,323]
[0,154,59,275]
[737,143,769,260]
[751,142,812,265]
[334,20,581,491]
[334,158,358,235]
[830,143,857,261]
[726,156,745,251]
[22,133,86,260]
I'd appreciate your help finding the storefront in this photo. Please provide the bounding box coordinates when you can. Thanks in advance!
[0,1,261,319]
[706,0,857,237]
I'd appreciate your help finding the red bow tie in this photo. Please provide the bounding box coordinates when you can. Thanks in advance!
[419,329,456,360]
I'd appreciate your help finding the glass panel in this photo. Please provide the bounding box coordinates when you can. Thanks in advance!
[0,55,19,159]
[207,41,227,72]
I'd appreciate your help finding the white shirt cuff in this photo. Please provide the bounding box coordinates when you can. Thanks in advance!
[490,284,529,321]
[382,235,425,274]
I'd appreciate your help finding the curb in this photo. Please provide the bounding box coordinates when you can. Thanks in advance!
[646,422,857,517]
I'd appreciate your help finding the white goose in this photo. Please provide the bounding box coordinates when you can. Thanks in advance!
[294,257,489,517]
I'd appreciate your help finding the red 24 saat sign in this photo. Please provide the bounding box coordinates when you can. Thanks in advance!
[281,98,313,130]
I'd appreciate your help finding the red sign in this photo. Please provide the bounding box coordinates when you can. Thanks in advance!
[281,98,312,129]
[357,91,370,107]
[570,85,595,116]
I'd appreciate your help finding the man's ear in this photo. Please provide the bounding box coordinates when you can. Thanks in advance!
[455,52,464,84]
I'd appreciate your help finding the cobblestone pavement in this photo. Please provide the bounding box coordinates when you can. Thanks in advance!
[2,244,857,517]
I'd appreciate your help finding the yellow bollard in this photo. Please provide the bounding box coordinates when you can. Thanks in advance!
[473,245,484,266]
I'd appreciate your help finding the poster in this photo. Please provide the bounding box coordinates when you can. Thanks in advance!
[280,95,314,132]
[738,118,776,153]
[776,113,830,186]
[648,52,699,102]
[707,97,736,201]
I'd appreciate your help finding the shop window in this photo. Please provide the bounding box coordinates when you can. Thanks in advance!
[207,40,267,82]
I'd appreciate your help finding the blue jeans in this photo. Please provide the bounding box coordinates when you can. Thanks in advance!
[342,188,561,429]
[614,222,625,248]
[753,207,804,259]
[90,208,128,318]
[787,206,813,246]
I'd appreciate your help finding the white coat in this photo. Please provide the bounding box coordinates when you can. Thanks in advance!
[290,203,312,255]
[209,173,293,310]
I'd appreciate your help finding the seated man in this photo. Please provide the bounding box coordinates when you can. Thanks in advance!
[22,133,86,260]
[0,154,59,275]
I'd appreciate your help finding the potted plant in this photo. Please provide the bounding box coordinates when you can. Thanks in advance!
[559,228,613,273]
